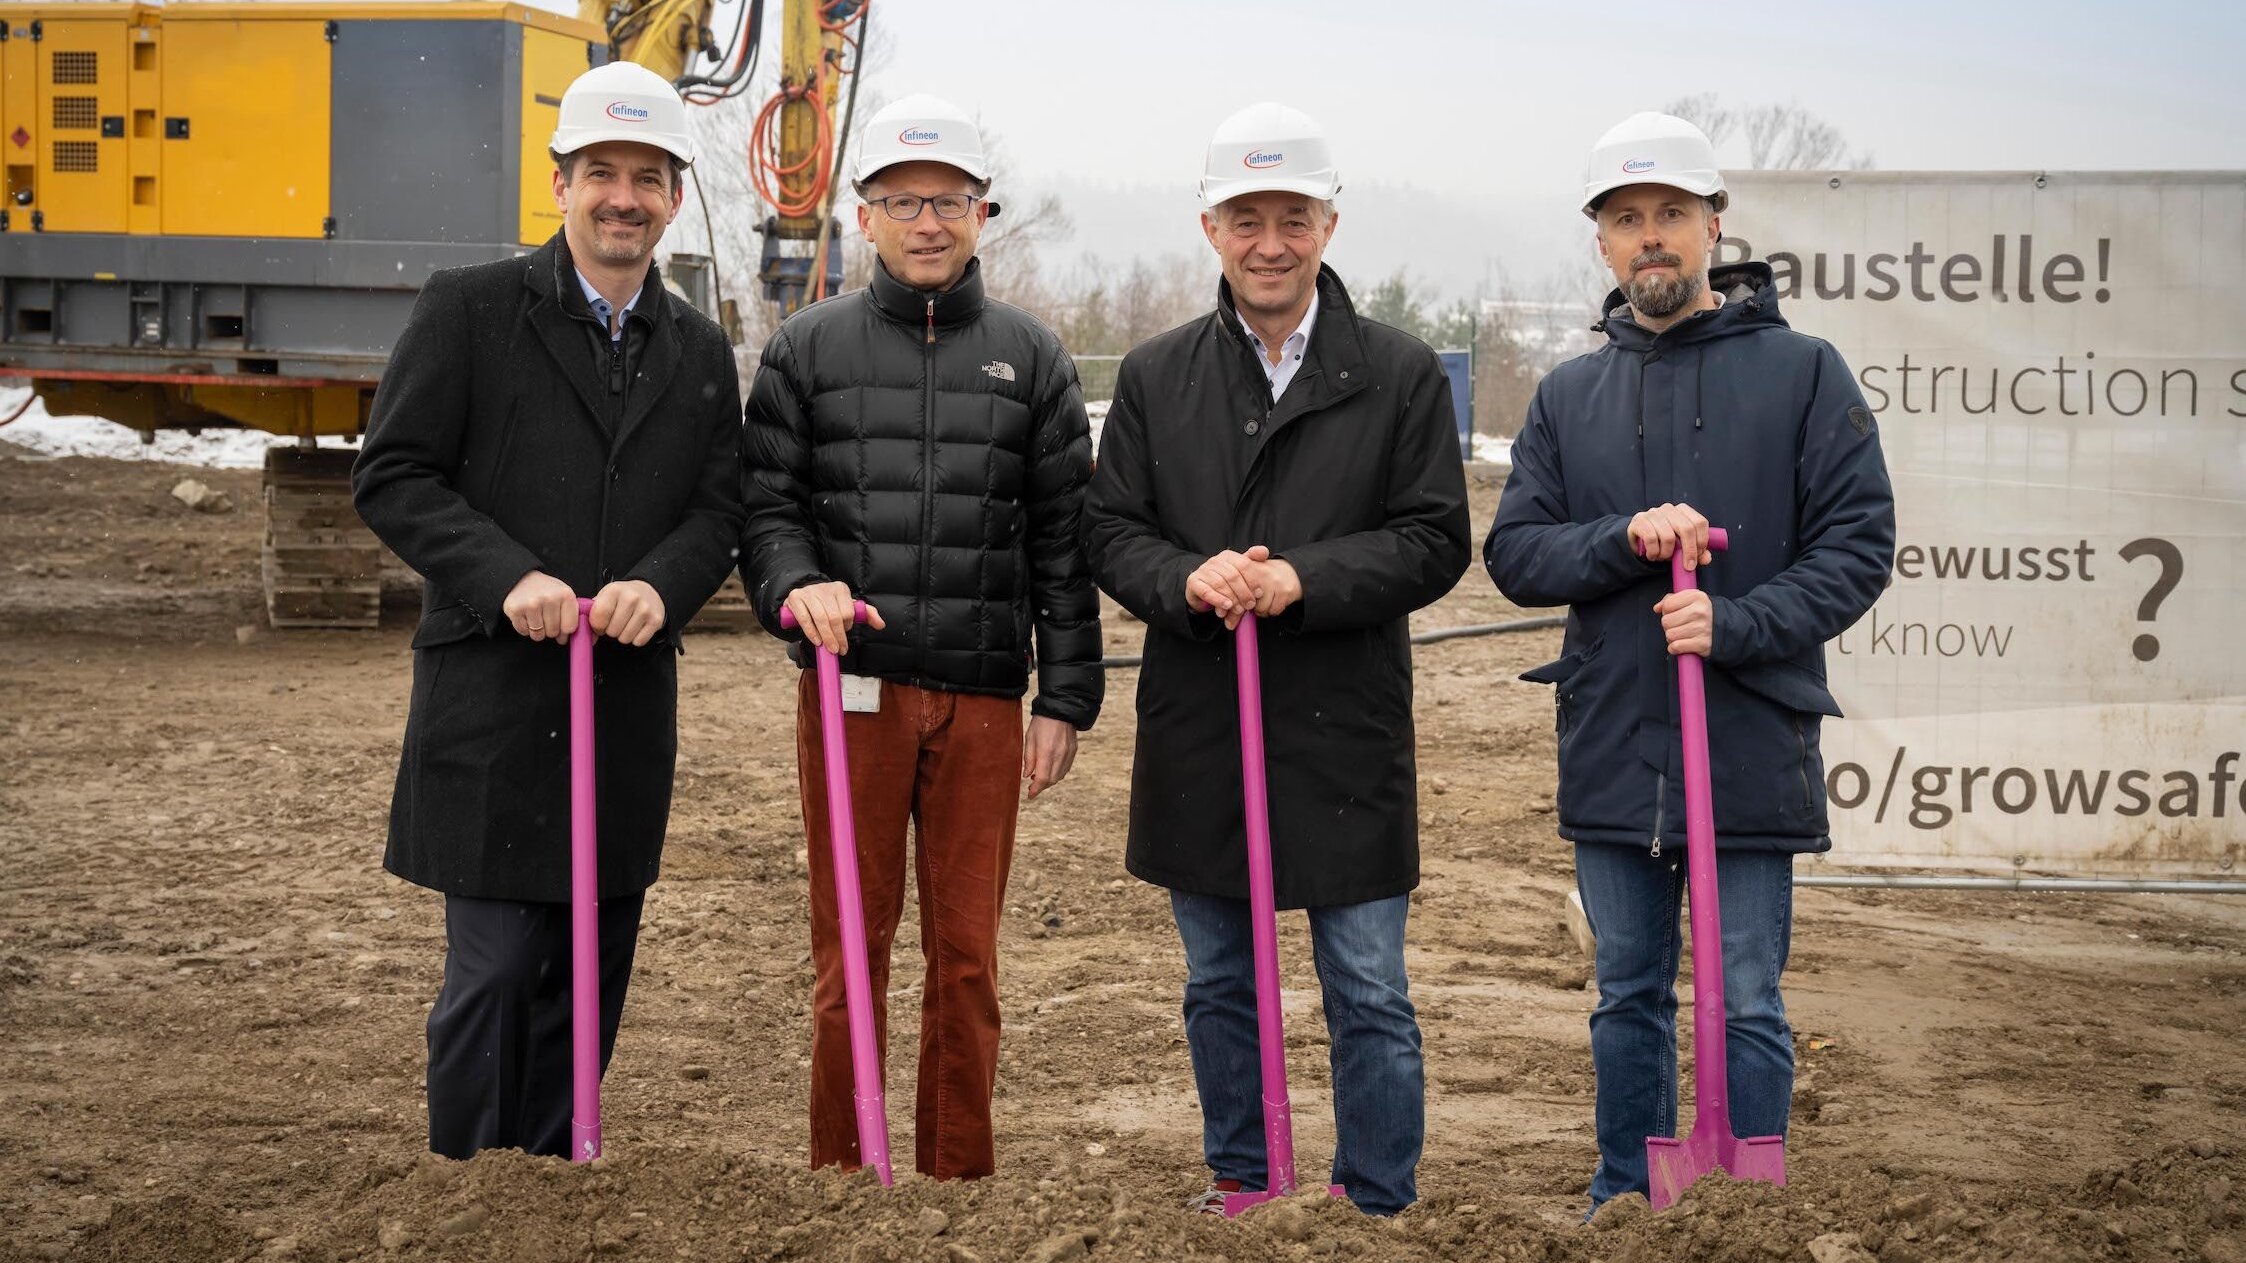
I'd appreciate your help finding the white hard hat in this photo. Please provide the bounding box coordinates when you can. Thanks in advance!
[853,94,992,184]
[1199,102,1341,210]
[551,61,695,166]
[1581,112,1726,219]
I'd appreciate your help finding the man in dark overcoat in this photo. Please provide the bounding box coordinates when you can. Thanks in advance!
[350,61,746,1159]
[1081,102,1470,1216]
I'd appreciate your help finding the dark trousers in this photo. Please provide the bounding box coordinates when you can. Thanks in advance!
[425,891,645,1159]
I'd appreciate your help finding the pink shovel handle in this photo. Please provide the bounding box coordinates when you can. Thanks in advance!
[1234,613,1299,1198]
[1221,615,1346,1217]
[779,601,894,1186]
[569,597,601,1162]
[1671,528,1729,1132]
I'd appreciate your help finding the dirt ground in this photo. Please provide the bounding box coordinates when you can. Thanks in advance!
[2,441,2243,1263]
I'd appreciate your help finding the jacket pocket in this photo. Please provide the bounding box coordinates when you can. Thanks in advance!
[1521,635,1602,738]
[1704,661,1831,838]
[474,396,524,506]
[1724,656,1842,717]
[411,603,484,650]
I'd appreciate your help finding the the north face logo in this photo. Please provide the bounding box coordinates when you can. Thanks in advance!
[981,361,1016,382]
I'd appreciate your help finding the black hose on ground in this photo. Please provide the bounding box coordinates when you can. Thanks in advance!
[1098,615,1564,669]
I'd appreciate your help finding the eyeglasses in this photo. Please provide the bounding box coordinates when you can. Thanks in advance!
[865,193,982,222]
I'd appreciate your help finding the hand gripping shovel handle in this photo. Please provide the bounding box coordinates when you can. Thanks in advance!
[1223,614,1344,1216]
[779,602,895,1186]
[569,597,602,1162]
[1644,527,1787,1208]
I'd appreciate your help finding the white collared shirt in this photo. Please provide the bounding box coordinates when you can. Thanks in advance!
[577,269,640,342]
[1237,291,1319,401]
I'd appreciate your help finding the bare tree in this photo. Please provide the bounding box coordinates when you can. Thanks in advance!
[670,16,902,371]
[1470,259,1613,440]
[1045,253,1210,357]
[1666,92,1734,149]
[1662,96,1874,170]
[676,75,803,372]
[972,129,1074,314]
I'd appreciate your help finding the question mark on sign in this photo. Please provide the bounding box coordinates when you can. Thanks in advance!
[2117,537,2182,662]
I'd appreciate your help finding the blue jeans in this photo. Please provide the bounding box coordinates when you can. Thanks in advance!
[1170,890,1423,1215]
[1573,843,1794,1208]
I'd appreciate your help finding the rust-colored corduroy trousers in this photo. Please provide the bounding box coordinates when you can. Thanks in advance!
[796,672,1023,1179]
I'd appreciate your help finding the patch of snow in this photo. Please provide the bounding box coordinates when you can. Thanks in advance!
[1470,433,1512,466]
[0,392,358,468]
[1085,399,1108,458]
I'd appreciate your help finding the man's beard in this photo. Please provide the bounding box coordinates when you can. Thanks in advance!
[1627,252,1702,318]
[586,215,653,264]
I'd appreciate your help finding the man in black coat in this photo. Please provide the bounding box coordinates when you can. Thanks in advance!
[740,94,1101,1180]
[1082,102,1470,1216]
[350,62,746,1160]
[1484,112,1894,1213]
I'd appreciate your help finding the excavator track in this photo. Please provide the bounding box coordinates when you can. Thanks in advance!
[691,573,756,631]
[261,446,382,630]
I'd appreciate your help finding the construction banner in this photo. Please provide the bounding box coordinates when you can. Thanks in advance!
[1718,171,2246,879]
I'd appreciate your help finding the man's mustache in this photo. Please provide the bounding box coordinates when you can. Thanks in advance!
[1632,252,1682,273]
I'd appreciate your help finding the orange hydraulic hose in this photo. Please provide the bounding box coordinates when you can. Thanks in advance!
[746,2,867,250]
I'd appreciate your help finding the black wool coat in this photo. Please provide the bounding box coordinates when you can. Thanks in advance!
[1083,267,1471,909]
[351,235,747,903]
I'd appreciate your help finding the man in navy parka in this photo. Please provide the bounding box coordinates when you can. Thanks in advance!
[1483,112,1895,1212]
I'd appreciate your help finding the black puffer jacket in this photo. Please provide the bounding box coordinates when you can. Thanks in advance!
[740,257,1102,728]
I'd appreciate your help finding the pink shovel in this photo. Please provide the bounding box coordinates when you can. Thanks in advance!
[569,597,602,1162]
[1644,526,1788,1208]
[779,601,896,1186]
[1223,612,1346,1216]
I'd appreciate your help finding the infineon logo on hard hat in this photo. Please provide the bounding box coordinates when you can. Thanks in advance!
[900,128,940,146]
[1243,150,1285,169]
[607,101,652,122]
[1621,158,1658,173]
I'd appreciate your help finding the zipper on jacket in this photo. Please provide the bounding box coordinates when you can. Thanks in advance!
[917,295,938,674]
[1793,715,1815,815]
[1650,771,1667,858]
[607,337,625,395]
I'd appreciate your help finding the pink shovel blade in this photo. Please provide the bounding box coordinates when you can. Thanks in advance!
[1647,1126,1786,1210]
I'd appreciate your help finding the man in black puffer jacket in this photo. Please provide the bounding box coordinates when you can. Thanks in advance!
[739,93,1100,1181]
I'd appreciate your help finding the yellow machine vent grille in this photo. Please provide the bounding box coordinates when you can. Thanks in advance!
[54,97,99,131]
[51,51,99,85]
[53,141,98,174]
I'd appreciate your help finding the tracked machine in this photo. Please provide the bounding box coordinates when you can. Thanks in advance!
[0,0,862,627]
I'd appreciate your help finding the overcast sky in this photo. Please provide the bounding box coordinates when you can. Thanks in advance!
[553,0,2246,302]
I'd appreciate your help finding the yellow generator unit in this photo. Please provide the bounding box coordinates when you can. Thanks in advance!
[0,1,610,626]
